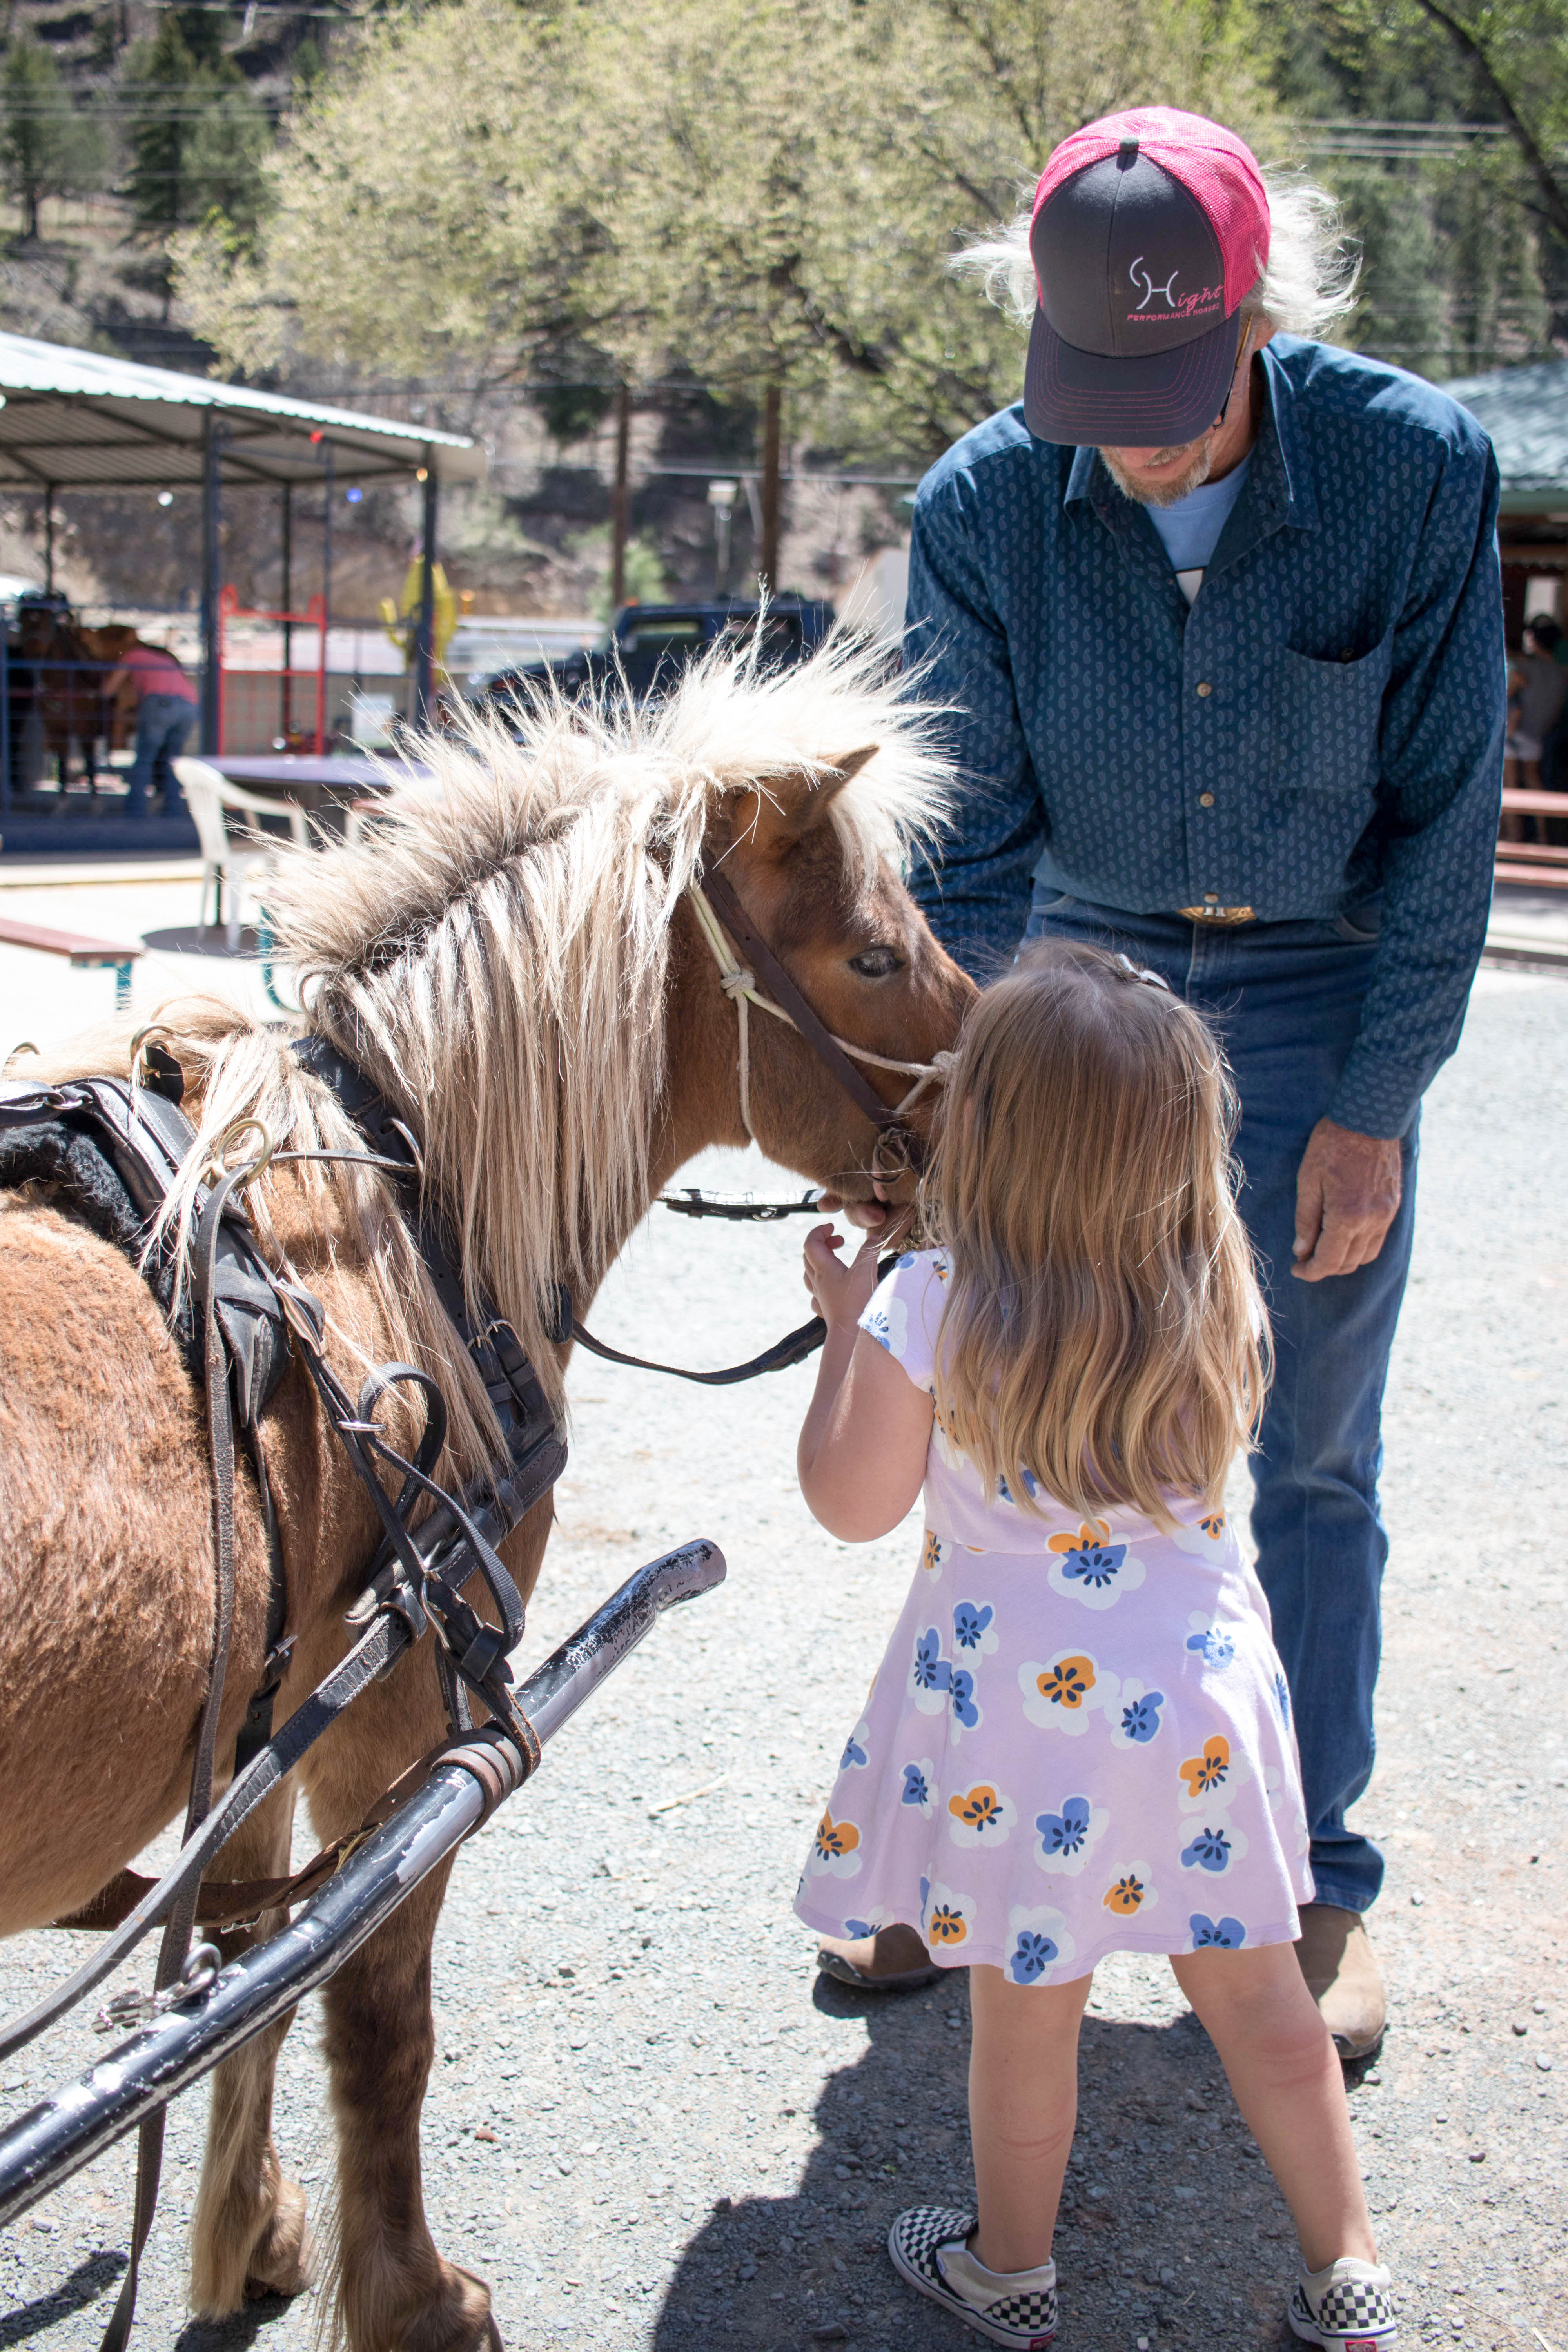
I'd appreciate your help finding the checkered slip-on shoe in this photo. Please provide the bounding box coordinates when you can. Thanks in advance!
[1287,2255,1399,2348]
[887,2207,1058,2348]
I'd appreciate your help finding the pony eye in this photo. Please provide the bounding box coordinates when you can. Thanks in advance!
[848,945,902,980]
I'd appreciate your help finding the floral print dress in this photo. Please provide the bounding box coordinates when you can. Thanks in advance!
[793,1250,1315,1986]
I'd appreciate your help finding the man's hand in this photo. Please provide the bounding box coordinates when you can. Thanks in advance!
[1292,1118,1403,1282]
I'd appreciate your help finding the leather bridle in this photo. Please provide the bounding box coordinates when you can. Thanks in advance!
[689,864,949,1183]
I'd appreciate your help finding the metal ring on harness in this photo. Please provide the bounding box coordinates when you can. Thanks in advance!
[129,1022,181,1090]
[201,1115,276,1190]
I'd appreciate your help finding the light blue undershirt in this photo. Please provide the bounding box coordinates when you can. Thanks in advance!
[1143,452,1253,601]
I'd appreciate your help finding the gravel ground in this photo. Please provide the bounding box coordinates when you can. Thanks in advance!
[1,965,1565,2352]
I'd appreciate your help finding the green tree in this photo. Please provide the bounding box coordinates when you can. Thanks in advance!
[123,14,201,238]
[1,33,85,238]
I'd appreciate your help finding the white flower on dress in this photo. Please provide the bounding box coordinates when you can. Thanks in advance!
[1018,1650,1120,1737]
[922,1878,978,1951]
[1044,1519,1147,1612]
[1006,1904,1078,1985]
[1032,1793,1111,1877]
[1263,1763,1312,1858]
[946,1780,1018,1849]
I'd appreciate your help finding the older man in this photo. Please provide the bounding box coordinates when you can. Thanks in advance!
[815,107,1504,2058]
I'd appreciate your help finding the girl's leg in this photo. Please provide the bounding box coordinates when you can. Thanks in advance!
[967,1964,1094,2275]
[1170,1943,1376,2271]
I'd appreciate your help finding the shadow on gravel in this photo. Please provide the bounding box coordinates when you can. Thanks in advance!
[650,1973,1300,2352]
[0,2252,125,2347]
[171,2289,296,2352]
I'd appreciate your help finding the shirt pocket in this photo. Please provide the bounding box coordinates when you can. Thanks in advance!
[1272,635,1394,804]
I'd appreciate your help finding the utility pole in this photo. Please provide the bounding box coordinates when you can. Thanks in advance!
[758,383,782,594]
[610,383,632,610]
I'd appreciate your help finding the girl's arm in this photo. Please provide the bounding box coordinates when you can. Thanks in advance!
[797,1223,935,1542]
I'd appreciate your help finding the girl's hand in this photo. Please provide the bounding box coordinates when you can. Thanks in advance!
[803,1220,884,1333]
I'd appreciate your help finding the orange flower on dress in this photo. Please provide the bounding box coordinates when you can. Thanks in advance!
[1180,1737,1231,1797]
[1198,1510,1226,1540]
[814,1811,860,1861]
[1047,1519,1113,1556]
[928,1901,969,1945]
[1036,1654,1096,1709]
[1103,1873,1146,1914]
[948,1785,1006,1834]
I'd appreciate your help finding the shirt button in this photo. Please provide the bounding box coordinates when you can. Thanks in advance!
[1196,681,1213,698]
[1198,792,1215,808]
[1204,892,1220,904]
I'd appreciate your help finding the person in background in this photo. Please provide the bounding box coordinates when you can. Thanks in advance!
[1511,615,1568,808]
[814,106,1505,2065]
[105,635,197,819]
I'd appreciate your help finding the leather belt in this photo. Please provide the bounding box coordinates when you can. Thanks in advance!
[1177,904,1256,925]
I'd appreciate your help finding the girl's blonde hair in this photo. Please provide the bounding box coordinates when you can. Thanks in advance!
[925,942,1269,1528]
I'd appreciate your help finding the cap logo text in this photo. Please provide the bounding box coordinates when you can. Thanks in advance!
[1129,255,1181,311]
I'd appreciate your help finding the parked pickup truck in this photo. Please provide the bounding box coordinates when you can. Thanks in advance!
[479,595,835,711]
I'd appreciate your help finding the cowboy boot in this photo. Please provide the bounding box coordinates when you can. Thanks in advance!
[815,1922,942,1993]
[1295,1902,1386,2062]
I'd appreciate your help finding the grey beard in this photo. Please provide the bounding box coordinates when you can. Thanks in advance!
[1099,440,1215,508]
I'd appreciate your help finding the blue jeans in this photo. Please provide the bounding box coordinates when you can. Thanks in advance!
[1024,893,1421,1915]
[125,693,195,818]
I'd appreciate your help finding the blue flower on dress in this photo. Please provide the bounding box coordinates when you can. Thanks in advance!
[949,1668,980,1729]
[1049,1522,1127,1588]
[1009,1928,1061,1984]
[1190,1913,1247,1948]
[1181,1823,1234,1874]
[1274,1670,1291,1723]
[1186,1625,1237,1669]
[896,1250,918,1268]
[1119,1688,1165,1743]
[901,1762,932,1809]
[953,1601,995,1652]
[862,1307,892,1349]
[1036,1796,1094,1861]
[912,1629,951,1695]
[840,1722,869,1771]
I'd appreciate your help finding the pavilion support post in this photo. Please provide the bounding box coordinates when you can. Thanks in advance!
[414,454,438,728]
[280,481,293,741]
[610,384,632,610]
[200,417,222,756]
[43,489,55,596]
[319,444,334,754]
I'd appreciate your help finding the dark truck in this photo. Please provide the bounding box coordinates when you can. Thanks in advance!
[480,595,834,713]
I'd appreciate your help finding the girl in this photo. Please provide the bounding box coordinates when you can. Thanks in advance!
[794,944,1396,2352]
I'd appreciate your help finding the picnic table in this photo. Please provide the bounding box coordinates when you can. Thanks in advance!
[208,754,426,816]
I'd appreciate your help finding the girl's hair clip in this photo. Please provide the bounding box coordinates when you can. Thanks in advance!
[1114,952,1172,995]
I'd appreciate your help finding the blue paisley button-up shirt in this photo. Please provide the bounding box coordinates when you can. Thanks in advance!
[905,335,1506,1138]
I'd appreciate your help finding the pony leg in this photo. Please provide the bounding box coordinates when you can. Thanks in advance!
[322,1862,495,2352]
[190,1782,317,2315]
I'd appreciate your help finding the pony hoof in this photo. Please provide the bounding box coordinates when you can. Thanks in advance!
[242,2180,316,2301]
[449,2265,501,2352]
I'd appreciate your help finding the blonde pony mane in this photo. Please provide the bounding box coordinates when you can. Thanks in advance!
[122,630,952,1484]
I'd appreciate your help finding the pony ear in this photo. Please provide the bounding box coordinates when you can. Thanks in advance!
[728,746,880,859]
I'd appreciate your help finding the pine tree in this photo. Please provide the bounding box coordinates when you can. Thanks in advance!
[1,33,74,240]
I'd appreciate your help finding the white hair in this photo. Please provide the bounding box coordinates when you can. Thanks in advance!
[953,165,1360,342]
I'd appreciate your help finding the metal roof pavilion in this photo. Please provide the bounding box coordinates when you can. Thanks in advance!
[1446,358,1568,514]
[0,330,485,491]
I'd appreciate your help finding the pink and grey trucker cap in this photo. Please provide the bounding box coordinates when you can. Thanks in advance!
[1022,106,1270,446]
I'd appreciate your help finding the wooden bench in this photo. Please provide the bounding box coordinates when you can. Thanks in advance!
[0,915,142,1009]
[1497,786,1568,892]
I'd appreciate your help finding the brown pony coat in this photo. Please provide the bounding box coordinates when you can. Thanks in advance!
[0,641,976,2349]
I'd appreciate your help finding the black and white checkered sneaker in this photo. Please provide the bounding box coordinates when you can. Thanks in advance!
[887,2206,1058,2348]
[1287,2254,1399,2348]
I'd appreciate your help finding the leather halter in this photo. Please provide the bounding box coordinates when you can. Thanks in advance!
[689,864,947,1180]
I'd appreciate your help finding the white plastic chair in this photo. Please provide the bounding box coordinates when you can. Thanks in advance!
[174,757,309,952]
